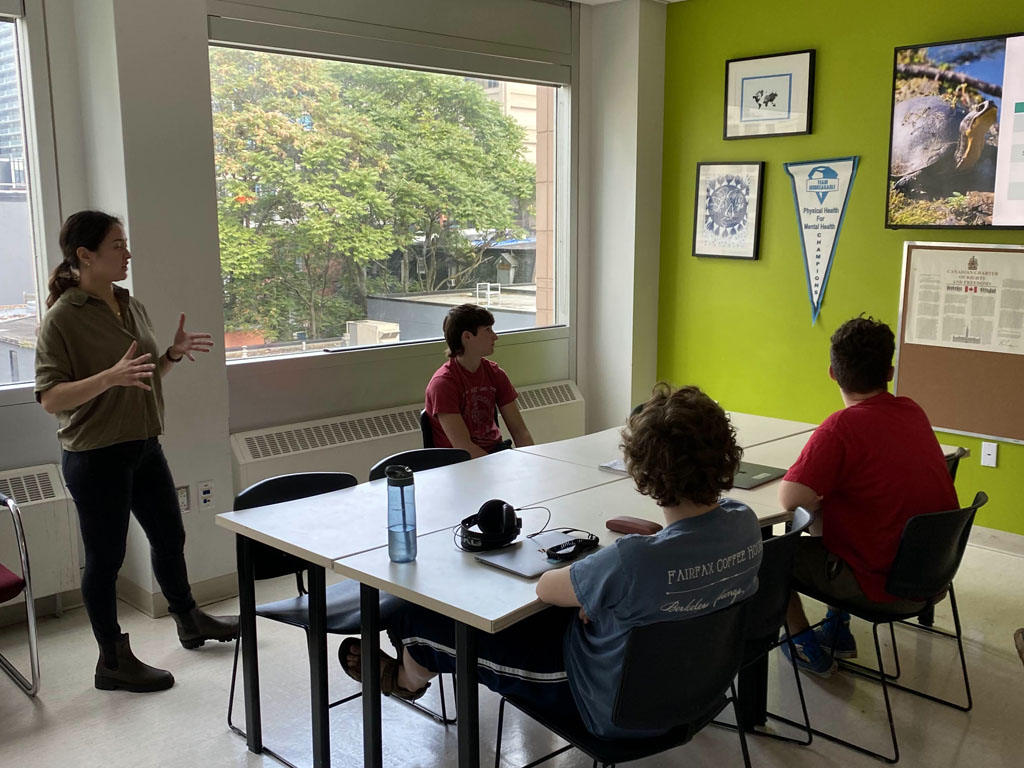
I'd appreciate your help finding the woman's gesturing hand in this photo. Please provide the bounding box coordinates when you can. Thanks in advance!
[169,313,214,362]
[109,341,155,391]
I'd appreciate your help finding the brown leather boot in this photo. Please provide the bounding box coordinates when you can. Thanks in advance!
[95,633,174,692]
[172,607,239,649]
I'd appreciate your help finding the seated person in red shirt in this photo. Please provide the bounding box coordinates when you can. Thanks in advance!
[780,316,958,677]
[424,304,534,457]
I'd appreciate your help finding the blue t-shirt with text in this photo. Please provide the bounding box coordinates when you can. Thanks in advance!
[565,499,762,738]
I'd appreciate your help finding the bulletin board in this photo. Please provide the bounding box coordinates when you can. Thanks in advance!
[895,241,1024,444]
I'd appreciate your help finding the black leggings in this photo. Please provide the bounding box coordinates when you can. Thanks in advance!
[62,438,195,645]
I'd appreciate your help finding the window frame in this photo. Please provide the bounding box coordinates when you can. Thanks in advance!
[0,0,63,404]
[206,1,579,379]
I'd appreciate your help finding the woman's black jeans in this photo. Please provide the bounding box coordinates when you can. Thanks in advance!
[62,437,196,645]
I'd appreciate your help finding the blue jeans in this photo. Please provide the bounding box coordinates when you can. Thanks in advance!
[63,438,196,645]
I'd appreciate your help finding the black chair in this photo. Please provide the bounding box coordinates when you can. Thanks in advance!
[494,600,752,768]
[716,507,814,745]
[368,448,471,481]
[227,472,452,768]
[797,491,987,764]
[419,407,501,449]
[918,447,968,628]
[0,491,39,697]
[419,409,435,448]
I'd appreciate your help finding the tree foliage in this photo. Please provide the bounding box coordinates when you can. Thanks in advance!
[210,48,535,341]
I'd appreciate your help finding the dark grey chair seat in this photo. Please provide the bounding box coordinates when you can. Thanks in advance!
[255,581,402,635]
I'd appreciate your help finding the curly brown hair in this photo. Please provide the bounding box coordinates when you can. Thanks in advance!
[621,384,742,507]
[830,315,894,394]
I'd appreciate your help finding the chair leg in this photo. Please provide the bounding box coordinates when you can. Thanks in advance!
[494,697,574,768]
[714,638,812,746]
[841,590,972,712]
[730,682,753,768]
[494,697,507,768]
[802,622,900,763]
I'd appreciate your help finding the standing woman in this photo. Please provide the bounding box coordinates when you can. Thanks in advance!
[34,211,237,693]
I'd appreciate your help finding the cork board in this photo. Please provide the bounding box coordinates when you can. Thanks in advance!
[895,241,1024,444]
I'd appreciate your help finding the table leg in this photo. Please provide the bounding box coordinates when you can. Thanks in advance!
[737,524,777,729]
[237,534,262,752]
[307,565,330,767]
[455,622,480,768]
[360,584,382,768]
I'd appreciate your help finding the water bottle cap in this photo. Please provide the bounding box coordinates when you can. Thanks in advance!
[385,465,414,486]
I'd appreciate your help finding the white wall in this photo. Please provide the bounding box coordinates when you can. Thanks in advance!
[577,0,665,430]
[0,0,665,608]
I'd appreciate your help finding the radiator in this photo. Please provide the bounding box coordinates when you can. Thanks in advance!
[0,464,81,601]
[230,380,586,492]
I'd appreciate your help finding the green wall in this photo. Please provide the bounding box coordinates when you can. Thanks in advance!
[659,0,1023,535]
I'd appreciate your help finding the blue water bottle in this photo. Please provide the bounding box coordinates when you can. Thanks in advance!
[386,465,417,563]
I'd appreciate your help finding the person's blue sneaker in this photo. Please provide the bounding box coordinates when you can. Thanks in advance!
[781,629,837,678]
[815,609,858,660]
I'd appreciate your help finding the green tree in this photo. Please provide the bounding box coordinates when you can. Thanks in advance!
[210,48,536,343]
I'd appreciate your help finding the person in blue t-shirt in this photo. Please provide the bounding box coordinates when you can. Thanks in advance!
[340,383,763,739]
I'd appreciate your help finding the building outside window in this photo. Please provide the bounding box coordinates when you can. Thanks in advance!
[209,48,563,360]
[0,18,39,386]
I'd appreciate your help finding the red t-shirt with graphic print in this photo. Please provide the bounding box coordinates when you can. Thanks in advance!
[425,358,517,450]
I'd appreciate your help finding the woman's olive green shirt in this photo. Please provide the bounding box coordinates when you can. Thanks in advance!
[34,287,165,452]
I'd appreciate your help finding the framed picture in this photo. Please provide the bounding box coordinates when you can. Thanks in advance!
[725,50,815,139]
[693,162,765,259]
[886,33,1024,229]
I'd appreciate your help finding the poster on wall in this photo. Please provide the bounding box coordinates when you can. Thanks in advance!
[784,157,859,324]
[886,33,1024,229]
[904,244,1024,355]
[692,162,765,259]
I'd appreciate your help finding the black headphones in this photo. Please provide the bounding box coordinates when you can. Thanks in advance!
[455,499,522,552]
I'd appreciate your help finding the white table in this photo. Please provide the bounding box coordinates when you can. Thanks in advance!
[515,411,817,469]
[217,449,621,768]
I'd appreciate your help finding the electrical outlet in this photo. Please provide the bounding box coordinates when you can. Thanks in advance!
[198,480,215,511]
[981,442,998,468]
[176,485,190,514]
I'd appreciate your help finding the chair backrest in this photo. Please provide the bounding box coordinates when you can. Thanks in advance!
[886,491,987,602]
[419,409,434,449]
[945,446,967,482]
[233,472,358,582]
[612,598,749,731]
[368,448,471,481]
[743,507,813,646]
[419,407,501,450]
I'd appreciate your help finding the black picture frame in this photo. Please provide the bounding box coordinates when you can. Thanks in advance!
[692,162,765,260]
[885,32,1024,229]
[724,49,815,140]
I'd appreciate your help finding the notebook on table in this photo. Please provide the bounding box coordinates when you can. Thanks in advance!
[475,531,601,579]
[732,461,787,490]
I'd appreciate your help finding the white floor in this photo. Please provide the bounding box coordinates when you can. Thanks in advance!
[1,542,1022,768]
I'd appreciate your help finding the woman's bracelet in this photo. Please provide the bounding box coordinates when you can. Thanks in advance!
[166,347,183,363]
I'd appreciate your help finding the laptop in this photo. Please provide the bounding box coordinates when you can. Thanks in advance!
[475,531,600,579]
[732,461,786,490]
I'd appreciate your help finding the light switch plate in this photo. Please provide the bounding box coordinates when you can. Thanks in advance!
[176,485,190,513]
[981,442,997,468]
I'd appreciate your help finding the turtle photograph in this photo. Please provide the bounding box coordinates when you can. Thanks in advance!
[886,36,1006,227]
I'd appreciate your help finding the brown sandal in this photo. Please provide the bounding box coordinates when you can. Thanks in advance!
[338,637,430,701]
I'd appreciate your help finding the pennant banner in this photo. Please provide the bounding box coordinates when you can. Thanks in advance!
[784,157,859,324]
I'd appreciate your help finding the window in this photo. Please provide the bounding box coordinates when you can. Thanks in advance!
[0,17,39,386]
[209,47,565,360]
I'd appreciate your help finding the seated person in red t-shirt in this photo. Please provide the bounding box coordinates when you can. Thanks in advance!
[779,316,958,677]
[424,304,534,458]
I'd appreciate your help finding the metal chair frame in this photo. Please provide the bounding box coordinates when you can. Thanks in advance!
[0,492,40,697]
[776,491,986,764]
